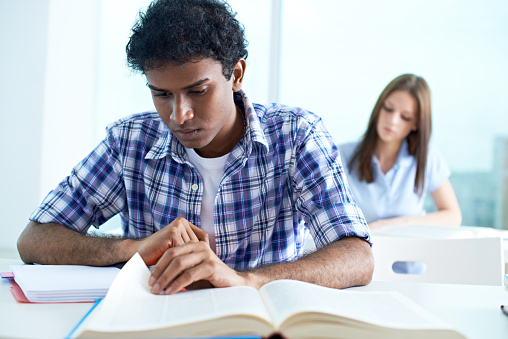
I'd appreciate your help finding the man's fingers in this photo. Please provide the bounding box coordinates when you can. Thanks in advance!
[165,263,215,295]
[190,224,209,244]
[186,225,199,242]
[172,236,185,247]
[149,245,189,282]
[202,233,210,246]
[149,242,210,293]
[180,225,191,243]
[153,251,210,294]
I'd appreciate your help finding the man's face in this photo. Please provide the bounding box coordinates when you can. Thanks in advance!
[145,58,244,158]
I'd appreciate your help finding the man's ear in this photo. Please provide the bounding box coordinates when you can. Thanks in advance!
[231,58,246,91]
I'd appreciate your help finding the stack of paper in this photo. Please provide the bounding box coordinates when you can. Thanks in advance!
[10,264,120,303]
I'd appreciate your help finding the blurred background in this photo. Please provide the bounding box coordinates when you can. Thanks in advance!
[1,0,507,257]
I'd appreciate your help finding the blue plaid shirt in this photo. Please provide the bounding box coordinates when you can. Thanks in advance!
[30,91,370,270]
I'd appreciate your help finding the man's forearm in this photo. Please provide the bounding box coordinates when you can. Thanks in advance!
[243,236,374,289]
[17,221,138,266]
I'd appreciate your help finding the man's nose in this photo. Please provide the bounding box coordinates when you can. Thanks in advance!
[171,96,194,125]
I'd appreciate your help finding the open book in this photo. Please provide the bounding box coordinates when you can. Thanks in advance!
[71,253,465,339]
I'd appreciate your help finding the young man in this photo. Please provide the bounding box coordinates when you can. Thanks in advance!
[17,0,373,294]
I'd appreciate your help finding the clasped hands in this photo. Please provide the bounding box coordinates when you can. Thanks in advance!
[135,217,249,295]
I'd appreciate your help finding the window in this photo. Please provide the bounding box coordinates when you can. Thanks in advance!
[279,0,508,228]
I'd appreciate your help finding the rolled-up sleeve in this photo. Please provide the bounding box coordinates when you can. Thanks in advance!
[291,117,371,249]
[30,130,126,232]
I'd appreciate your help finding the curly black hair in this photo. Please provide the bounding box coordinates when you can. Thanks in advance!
[126,0,248,80]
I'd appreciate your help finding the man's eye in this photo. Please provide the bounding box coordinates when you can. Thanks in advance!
[189,89,206,95]
[154,92,171,97]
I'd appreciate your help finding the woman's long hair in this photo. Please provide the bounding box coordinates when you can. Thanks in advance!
[348,74,432,196]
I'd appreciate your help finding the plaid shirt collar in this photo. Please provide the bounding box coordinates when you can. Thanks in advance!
[145,90,269,163]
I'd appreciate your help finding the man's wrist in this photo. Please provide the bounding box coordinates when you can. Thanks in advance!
[118,238,140,262]
[239,271,266,290]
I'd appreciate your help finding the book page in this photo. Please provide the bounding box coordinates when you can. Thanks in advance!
[84,253,273,333]
[259,280,455,331]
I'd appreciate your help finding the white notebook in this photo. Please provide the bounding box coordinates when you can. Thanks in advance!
[10,264,120,302]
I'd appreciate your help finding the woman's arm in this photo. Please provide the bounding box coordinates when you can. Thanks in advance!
[368,179,462,230]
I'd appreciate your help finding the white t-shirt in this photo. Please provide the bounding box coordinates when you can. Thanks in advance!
[185,148,229,252]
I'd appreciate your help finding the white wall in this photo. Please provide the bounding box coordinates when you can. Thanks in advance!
[279,0,508,173]
[0,0,49,255]
[0,0,106,254]
[40,0,100,198]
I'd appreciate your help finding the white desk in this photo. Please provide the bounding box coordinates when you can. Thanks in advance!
[1,258,507,339]
[372,225,508,266]
[360,281,508,339]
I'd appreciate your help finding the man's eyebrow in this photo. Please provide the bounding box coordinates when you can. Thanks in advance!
[146,83,165,92]
[182,78,210,90]
[146,78,210,92]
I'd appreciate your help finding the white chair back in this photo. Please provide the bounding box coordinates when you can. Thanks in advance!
[371,236,504,286]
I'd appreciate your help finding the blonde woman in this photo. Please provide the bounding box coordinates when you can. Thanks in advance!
[339,74,462,231]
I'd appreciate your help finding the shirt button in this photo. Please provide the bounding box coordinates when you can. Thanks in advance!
[191,184,199,191]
